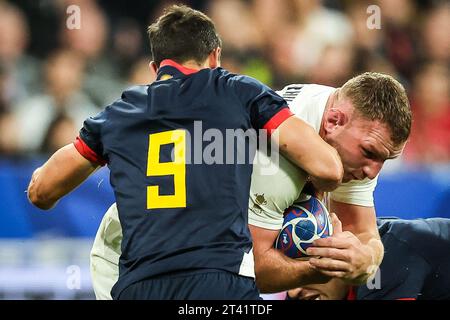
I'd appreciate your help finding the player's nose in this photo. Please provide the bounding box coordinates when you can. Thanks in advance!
[363,161,383,180]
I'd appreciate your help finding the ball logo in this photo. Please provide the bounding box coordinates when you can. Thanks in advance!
[275,196,333,259]
[282,233,288,245]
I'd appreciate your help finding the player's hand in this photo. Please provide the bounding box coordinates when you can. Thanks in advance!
[306,212,374,285]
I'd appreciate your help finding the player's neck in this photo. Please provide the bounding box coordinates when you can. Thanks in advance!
[181,59,209,71]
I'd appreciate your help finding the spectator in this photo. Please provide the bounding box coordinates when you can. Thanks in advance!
[377,0,418,80]
[13,49,97,153]
[40,114,78,155]
[0,2,40,106]
[60,0,125,107]
[421,3,450,64]
[404,63,450,164]
[127,57,156,85]
[289,0,354,79]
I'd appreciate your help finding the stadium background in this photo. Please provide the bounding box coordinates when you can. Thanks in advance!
[0,0,448,299]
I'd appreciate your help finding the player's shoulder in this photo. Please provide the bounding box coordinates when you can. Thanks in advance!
[277,84,335,101]
[379,218,450,261]
[104,85,149,114]
[383,218,450,241]
[216,68,272,92]
[121,85,149,102]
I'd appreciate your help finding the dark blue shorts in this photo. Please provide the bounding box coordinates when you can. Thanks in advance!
[116,270,260,300]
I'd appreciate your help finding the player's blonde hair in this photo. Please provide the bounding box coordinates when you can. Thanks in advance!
[341,72,412,146]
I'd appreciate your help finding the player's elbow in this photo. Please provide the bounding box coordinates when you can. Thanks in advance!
[311,161,343,192]
[253,258,282,293]
[254,270,277,294]
[255,278,272,294]
[27,176,55,210]
[28,187,55,210]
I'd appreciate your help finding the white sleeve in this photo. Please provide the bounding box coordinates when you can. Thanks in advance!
[90,203,122,300]
[248,152,308,230]
[330,176,378,207]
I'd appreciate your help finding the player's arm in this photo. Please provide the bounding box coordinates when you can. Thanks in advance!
[234,76,343,191]
[250,224,331,293]
[27,143,99,210]
[274,116,343,192]
[307,201,383,284]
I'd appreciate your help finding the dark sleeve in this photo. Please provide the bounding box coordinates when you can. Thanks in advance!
[73,108,109,166]
[356,234,430,300]
[231,75,293,132]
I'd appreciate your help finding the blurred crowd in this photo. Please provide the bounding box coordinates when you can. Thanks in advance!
[0,0,448,165]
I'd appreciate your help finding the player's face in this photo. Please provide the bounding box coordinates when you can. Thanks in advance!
[327,116,404,183]
[290,279,350,300]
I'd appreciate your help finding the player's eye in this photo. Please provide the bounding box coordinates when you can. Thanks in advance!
[362,148,375,159]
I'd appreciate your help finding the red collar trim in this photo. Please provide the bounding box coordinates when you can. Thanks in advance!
[159,59,200,75]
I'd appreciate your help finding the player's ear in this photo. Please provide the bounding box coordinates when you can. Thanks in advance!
[208,47,221,68]
[323,108,348,134]
[149,61,158,77]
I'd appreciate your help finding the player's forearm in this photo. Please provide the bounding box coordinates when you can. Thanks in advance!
[275,117,343,191]
[255,248,328,293]
[27,144,98,210]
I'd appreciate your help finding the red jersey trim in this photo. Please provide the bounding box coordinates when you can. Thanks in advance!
[159,59,200,75]
[263,108,294,135]
[346,286,357,300]
[73,136,107,166]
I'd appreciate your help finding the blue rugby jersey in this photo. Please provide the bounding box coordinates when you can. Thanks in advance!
[74,60,293,298]
[356,218,450,300]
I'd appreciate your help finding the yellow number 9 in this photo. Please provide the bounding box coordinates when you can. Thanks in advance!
[147,130,186,209]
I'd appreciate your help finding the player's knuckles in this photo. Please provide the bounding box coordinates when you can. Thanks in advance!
[323,237,336,247]
[316,258,336,269]
[329,248,346,260]
[311,258,327,268]
[338,250,351,262]
[346,251,358,265]
[313,238,329,246]
[323,258,345,271]
[316,248,331,257]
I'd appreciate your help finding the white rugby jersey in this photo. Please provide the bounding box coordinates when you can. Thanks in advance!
[248,84,378,230]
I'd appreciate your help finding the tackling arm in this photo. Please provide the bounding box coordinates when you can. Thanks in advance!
[27,143,99,210]
[274,116,343,192]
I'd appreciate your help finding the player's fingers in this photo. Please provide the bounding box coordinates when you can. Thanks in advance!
[329,212,342,234]
[312,236,350,249]
[309,257,351,272]
[306,247,349,261]
[312,270,348,279]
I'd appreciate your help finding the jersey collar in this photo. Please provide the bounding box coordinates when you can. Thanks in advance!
[157,59,201,80]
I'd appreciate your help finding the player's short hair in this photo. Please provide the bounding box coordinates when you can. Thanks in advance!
[341,72,412,146]
[147,5,222,66]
